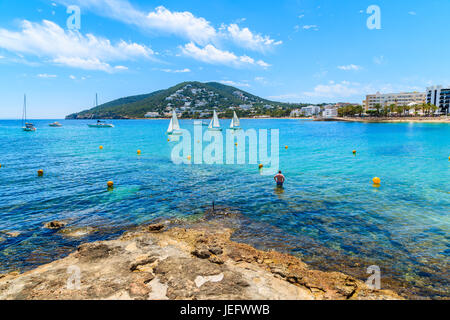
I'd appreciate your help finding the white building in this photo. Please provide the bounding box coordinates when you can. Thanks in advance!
[301,105,321,116]
[144,112,160,118]
[322,107,338,118]
[290,109,302,117]
[426,85,450,115]
[364,92,426,111]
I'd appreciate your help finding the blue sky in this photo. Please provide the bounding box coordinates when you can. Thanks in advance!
[0,0,449,118]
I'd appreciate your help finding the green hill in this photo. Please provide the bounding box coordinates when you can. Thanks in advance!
[66,81,307,119]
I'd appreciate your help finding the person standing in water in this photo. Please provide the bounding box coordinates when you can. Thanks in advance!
[274,171,285,187]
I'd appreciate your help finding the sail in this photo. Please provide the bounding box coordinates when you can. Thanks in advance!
[172,111,180,131]
[231,111,240,128]
[209,110,221,128]
[167,118,173,133]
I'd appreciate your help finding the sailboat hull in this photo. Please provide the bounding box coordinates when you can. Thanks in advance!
[167,130,183,136]
[208,128,222,131]
[22,127,36,132]
[88,124,114,128]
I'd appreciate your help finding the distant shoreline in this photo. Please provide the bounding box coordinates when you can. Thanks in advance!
[331,116,450,124]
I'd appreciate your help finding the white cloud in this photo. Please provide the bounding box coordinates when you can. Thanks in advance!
[160,68,191,73]
[408,11,417,15]
[338,64,362,71]
[302,25,319,31]
[56,1,216,45]
[298,14,305,19]
[0,20,154,72]
[69,75,76,79]
[225,24,281,52]
[37,73,57,78]
[373,55,385,65]
[180,42,270,68]
[146,6,217,45]
[56,1,280,52]
[219,80,250,87]
[303,81,361,98]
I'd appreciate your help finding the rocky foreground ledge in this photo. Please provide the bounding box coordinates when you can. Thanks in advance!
[0,222,402,300]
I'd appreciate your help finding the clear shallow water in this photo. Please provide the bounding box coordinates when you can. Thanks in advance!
[0,119,449,298]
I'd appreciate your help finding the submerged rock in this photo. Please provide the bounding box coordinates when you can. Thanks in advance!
[3,231,21,238]
[147,223,165,233]
[58,226,96,238]
[44,221,67,230]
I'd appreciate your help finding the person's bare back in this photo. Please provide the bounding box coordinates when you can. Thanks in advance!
[274,171,285,187]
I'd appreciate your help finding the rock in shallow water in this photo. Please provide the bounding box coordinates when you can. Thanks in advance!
[147,223,165,233]
[58,226,96,238]
[44,221,67,230]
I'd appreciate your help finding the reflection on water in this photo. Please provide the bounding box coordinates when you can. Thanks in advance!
[0,119,449,299]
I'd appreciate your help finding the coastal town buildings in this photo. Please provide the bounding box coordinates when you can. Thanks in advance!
[290,109,302,117]
[301,105,321,116]
[322,106,338,118]
[427,85,450,115]
[144,112,160,118]
[364,91,426,111]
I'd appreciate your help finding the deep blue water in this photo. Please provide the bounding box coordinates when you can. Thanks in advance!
[0,119,449,298]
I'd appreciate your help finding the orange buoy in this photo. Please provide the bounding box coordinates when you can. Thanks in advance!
[99,145,104,150]
[107,181,114,188]
[353,150,357,154]
[372,177,381,185]
[137,149,141,155]
[259,164,264,169]
[285,146,288,150]
[37,169,44,177]
[187,155,191,161]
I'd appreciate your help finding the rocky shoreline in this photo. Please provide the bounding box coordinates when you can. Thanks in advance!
[0,218,402,300]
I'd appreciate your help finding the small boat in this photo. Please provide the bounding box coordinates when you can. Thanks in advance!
[21,95,36,132]
[87,94,114,128]
[208,110,222,131]
[49,122,62,127]
[230,111,242,131]
[88,120,115,128]
[167,110,182,135]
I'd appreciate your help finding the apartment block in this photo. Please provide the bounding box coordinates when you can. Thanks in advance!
[364,92,426,111]
[427,85,450,114]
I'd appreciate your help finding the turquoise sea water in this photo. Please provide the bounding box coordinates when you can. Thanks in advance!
[0,119,449,298]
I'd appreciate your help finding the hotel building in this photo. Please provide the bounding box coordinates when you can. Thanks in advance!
[364,92,426,111]
[426,85,450,115]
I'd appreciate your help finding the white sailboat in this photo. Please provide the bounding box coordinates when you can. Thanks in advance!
[230,111,242,131]
[22,95,36,132]
[167,110,182,135]
[208,110,222,131]
[88,93,114,128]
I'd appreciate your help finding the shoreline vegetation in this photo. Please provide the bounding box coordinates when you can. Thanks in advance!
[0,212,402,300]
